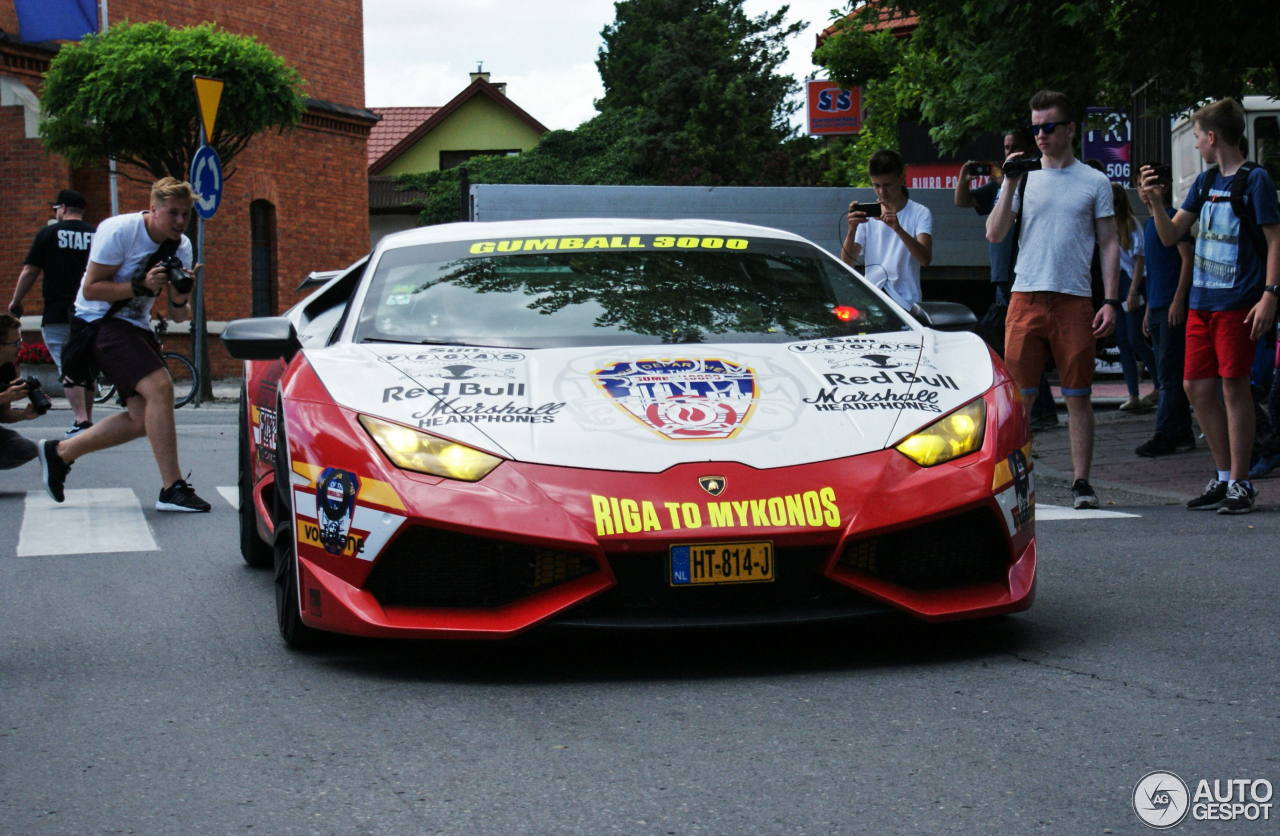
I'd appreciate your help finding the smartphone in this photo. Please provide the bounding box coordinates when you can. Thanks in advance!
[852,202,882,218]
[1150,163,1172,184]
[969,162,993,176]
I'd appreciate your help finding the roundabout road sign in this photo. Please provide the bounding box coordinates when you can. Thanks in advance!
[190,145,223,220]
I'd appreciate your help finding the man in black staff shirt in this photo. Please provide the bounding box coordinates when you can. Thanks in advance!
[8,190,96,436]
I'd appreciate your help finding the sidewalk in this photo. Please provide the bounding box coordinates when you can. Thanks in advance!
[1031,399,1278,507]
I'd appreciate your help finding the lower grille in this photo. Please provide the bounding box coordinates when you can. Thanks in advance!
[366,526,597,608]
[838,508,1008,589]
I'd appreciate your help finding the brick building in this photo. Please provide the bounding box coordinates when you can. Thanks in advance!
[0,2,377,378]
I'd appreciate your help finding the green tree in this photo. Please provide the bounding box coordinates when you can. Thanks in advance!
[596,0,805,185]
[39,21,306,182]
[815,0,1280,160]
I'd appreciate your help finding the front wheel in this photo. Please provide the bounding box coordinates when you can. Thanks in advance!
[239,386,273,569]
[274,523,320,649]
[164,353,197,409]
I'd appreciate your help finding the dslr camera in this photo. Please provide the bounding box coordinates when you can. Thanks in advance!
[160,256,195,294]
[1002,156,1042,177]
[21,375,52,416]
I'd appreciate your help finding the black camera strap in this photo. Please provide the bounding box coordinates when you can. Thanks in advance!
[101,237,181,321]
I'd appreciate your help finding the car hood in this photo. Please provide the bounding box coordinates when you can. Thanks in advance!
[306,332,994,473]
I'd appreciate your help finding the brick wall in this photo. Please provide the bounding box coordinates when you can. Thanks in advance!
[2,1,372,381]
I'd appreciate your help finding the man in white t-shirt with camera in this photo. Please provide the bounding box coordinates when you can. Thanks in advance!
[37,177,211,513]
[840,149,934,309]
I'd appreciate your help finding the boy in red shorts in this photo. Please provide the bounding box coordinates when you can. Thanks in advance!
[1144,98,1280,514]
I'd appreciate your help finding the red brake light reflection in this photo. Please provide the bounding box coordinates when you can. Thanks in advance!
[832,306,859,322]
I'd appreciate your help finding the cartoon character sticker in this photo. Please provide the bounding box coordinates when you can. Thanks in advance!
[316,468,360,556]
[591,358,758,440]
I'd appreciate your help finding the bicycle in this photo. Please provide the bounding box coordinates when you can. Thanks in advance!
[93,316,198,408]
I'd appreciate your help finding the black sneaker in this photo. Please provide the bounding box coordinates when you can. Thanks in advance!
[1071,479,1100,509]
[64,420,93,439]
[36,439,71,503]
[157,479,212,513]
[1187,478,1228,510]
[1217,481,1257,515]
[1135,434,1177,457]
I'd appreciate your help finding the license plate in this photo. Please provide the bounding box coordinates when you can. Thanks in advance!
[669,541,774,586]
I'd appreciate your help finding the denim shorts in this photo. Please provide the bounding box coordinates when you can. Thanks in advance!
[41,323,71,374]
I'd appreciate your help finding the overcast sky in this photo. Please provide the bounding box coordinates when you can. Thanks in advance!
[362,0,845,130]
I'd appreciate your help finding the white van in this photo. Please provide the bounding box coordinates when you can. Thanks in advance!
[1171,95,1280,204]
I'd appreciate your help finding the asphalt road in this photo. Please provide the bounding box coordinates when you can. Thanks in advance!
[1,406,1277,835]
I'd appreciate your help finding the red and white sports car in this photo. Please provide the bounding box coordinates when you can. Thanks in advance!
[225,219,1035,647]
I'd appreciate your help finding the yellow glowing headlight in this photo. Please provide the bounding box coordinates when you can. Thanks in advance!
[894,399,986,467]
[359,415,503,481]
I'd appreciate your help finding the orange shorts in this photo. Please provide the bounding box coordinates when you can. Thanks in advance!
[1004,292,1097,397]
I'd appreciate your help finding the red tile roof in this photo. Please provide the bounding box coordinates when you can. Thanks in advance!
[368,107,439,169]
[816,3,917,49]
[368,79,549,176]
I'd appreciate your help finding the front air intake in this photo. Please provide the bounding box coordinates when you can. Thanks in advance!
[365,526,597,608]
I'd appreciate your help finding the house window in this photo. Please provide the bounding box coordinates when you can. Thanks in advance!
[439,149,521,169]
[250,200,278,318]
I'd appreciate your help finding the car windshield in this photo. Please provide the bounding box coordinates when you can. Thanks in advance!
[354,233,910,348]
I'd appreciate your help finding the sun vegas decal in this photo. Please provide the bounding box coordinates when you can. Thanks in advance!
[314,468,361,556]
[379,347,524,382]
[592,358,758,440]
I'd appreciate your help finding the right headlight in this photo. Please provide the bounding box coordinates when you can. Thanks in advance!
[359,415,503,481]
[894,399,986,467]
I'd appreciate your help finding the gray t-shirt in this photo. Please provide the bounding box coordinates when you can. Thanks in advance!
[1010,160,1114,297]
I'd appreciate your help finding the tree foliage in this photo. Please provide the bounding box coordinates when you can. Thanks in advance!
[815,0,1280,159]
[597,0,806,185]
[40,21,306,182]
[401,0,828,225]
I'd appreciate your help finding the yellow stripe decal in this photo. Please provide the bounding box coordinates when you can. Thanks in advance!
[291,461,405,510]
[992,442,1033,491]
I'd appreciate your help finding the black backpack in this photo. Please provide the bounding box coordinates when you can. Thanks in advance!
[1198,161,1269,259]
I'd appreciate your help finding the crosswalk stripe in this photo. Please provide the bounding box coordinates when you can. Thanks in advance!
[17,489,159,557]
[1037,504,1141,521]
[217,486,238,509]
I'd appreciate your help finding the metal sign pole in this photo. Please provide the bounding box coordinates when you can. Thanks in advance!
[193,127,206,408]
[101,0,118,216]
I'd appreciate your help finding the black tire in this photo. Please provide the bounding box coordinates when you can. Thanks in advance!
[238,386,273,568]
[274,523,319,649]
[273,397,292,519]
[165,353,197,409]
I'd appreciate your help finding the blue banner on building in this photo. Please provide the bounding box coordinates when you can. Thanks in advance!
[15,0,98,43]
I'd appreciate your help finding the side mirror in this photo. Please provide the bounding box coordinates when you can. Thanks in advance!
[910,301,978,332]
[222,317,302,361]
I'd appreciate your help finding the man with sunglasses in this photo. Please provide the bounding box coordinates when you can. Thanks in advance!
[985,90,1120,510]
[8,190,96,437]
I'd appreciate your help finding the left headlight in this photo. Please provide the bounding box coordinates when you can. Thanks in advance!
[359,415,503,482]
[894,399,986,467]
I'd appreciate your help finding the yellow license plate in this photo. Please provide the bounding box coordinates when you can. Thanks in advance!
[669,541,774,586]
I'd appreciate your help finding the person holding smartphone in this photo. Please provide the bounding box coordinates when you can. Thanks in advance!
[955,129,1036,302]
[841,149,934,309]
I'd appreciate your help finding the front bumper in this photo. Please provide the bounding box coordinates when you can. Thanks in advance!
[274,380,1035,639]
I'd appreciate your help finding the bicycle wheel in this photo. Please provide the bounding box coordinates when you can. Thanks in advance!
[93,372,116,404]
[164,353,198,408]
